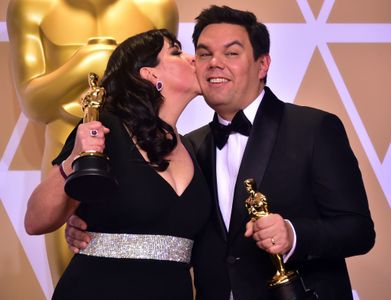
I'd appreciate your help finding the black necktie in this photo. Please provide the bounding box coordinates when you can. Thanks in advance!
[210,110,252,150]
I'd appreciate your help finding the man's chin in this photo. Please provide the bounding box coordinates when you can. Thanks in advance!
[204,98,227,112]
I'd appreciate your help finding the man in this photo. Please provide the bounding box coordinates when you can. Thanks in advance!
[66,5,375,300]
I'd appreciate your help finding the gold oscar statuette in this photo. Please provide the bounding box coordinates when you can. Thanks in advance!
[64,73,118,202]
[80,72,106,123]
[244,179,318,300]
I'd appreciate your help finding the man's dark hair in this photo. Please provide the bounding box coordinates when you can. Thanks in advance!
[192,5,270,60]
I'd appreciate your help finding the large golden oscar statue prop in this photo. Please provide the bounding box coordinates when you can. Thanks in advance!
[244,179,318,300]
[7,0,178,283]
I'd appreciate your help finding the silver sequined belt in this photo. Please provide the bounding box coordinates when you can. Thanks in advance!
[79,232,193,264]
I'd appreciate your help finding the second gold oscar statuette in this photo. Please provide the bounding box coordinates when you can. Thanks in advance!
[244,179,318,300]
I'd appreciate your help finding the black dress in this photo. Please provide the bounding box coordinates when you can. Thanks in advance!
[52,112,211,300]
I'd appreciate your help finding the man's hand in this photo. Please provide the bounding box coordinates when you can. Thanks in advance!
[65,215,90,253]
[244,213,293,255]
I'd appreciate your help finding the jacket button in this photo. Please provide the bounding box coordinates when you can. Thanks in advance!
[226,256,240,264]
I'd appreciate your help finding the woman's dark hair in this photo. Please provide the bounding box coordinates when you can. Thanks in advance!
[193,6,270,83]
[101,29,180,171]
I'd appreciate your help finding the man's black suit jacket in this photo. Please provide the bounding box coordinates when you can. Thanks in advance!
[186,87,375,300]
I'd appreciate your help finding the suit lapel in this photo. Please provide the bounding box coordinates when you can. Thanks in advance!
[195,127,228,241]
[229,87,285,240]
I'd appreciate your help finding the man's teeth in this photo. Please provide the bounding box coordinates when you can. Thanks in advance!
[209,78,228,83]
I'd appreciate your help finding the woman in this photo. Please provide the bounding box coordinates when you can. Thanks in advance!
[24,29,211,299]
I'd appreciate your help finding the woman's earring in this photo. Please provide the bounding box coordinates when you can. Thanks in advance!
[155,80,163,92]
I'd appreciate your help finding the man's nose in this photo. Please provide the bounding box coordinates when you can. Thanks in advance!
[209,55,224,69]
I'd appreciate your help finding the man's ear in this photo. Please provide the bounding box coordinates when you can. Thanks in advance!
[258,54,271,80]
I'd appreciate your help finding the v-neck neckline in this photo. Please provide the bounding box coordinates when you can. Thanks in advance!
[125,129,195,198]
[133,147,195,198]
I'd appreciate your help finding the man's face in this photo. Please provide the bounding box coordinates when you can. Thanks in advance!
[195,23,270,120]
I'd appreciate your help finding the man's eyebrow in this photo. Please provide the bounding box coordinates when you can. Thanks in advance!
[196,40,244,51]
[195,43,209,51]
[225,40,244,49]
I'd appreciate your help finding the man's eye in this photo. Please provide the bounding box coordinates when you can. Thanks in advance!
[197,53,211,57]
[226,52,238,56]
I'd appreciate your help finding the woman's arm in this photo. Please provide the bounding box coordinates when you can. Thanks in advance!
[24,159,79,235]
[25,121,110,234]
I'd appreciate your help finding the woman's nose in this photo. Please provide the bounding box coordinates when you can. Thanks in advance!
[184,53,195,65]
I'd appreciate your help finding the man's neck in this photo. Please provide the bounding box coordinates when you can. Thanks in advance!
[215,88,265,121]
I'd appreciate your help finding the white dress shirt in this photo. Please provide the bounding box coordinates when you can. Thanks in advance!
[216,91,264,229]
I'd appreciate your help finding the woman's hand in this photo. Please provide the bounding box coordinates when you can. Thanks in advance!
[70,121,110,161]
